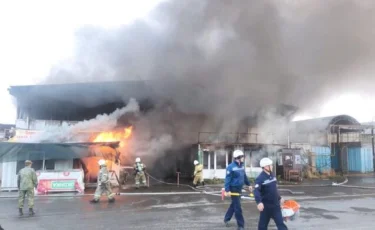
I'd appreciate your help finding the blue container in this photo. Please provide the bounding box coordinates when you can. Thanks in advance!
[312,146,331,173]
[331,145,340,170]
[348,147,374,173]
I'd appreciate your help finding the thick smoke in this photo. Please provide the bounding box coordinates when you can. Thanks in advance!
[46,0,375,117]
[38,0,375,167]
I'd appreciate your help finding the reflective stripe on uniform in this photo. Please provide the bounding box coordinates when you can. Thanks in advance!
[262,178,277,185]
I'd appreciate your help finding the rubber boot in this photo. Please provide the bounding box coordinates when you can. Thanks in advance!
[90,199,99,204]
[29,208,35,216]
[108,197,115,203]
[19,208,23,216]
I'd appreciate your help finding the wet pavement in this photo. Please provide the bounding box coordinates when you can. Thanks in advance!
[1,184,375,230]
[1,175,375,230]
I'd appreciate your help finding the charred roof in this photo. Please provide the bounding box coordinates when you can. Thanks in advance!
[9,81,155,108]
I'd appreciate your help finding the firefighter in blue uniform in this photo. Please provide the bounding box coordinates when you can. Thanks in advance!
[254,157,288,230]
[223,150,252,230]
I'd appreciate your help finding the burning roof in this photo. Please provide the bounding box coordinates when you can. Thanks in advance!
[0,141,120,163]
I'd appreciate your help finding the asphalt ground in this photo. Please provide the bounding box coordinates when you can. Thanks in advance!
[1,175,375,230]
[1,184,375,230]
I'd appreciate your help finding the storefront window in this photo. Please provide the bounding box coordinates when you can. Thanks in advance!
[216,150,227,169]
[203,151,215,169]
[203,151,209,169]
[245,151,252,167]
[16,160,43,173]
[210,152,215,169]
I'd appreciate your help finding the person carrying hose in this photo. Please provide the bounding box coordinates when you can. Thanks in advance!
[90,159,115,203]
[134,157,147,189]
[254,157,288,230]
[193,160,204,188]
[223,150,252,230]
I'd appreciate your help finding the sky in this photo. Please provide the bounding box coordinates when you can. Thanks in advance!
[0,0,164,124]
[1,0,375,124]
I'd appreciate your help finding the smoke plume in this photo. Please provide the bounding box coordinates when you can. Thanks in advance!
[45,0,375,118]
[34,0,375,168]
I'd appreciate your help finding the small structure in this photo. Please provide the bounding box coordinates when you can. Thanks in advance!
[0,141,120,191]
[290,115,374,174]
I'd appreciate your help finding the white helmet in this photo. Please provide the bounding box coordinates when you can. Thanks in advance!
[233,150,244,158]
[260,157,273,167]
[194,160,199,165]
[98,159,106,166]
[135,157,141,163]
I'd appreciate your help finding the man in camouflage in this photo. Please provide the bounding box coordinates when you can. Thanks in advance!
[134,157,146,189]
[90,159,115,203]
[18,160,38,216]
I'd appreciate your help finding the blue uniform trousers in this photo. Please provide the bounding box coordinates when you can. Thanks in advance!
[224,195,244,228]
[258,204,288,230]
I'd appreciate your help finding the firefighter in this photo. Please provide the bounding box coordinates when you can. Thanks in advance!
[223,150,252,230]
[193,160,204,188]
[18,160,38,216]
[90,159,115,203]
[134,157,146,189]
[254,157,288,230]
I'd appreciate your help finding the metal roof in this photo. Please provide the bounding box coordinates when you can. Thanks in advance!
[0,141,119,163]
[291,115,361,133]
[8,81,155,108]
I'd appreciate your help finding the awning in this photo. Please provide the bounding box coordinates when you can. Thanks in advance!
[0,142,120,162]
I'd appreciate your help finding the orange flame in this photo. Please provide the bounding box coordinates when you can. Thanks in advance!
[92,126,133,147]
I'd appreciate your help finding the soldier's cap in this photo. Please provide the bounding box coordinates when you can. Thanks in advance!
[25,160,32,164]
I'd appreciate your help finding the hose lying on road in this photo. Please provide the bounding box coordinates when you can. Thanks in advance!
[0,172,305,199]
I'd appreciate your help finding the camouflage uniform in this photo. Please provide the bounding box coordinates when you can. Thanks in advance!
[18,163,38,215]
[193,164,204,187]
[134,163,146,188]
[93,165,115,202]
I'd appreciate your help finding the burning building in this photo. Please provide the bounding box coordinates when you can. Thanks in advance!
[0,80,303,188]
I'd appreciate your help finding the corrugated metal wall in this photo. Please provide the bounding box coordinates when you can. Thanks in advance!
[331,145,340,170]
[361,147,374,173]
[312,146,331,173]
[1,162,18,189]
[348,147,374,173]
[0,163,2,184]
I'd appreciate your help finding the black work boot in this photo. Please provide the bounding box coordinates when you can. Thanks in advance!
[90,199,99,204]
[29,208,35,216]
[19,208,23,216]
[108,198,115,203]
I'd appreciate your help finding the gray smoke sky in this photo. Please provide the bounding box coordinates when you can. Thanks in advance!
[45,0,375,121]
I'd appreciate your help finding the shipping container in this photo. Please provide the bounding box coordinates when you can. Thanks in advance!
[331,145,340,170]
[311,146,331,173]
[348,147,374,173]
